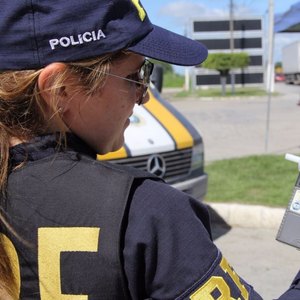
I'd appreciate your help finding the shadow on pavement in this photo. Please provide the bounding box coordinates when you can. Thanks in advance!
[207,205,232,241]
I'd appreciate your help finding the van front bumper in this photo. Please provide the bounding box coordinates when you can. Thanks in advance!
[171,173,208,201]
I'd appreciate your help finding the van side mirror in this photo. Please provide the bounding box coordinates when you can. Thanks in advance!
[151,64,164,93]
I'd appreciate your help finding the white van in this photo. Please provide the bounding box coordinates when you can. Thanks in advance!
[99,85,208,201]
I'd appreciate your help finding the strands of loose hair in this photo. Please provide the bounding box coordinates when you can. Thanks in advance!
[0,51,125,296]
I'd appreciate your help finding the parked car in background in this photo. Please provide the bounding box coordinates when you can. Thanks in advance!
[275,73,285,82]
[99,83,208,201]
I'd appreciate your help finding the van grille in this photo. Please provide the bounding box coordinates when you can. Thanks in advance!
[109,148,192,183]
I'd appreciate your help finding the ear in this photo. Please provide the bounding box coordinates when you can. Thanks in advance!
[38,63,68,110]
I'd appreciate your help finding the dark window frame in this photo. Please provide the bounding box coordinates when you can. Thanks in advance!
[193,19,262,32]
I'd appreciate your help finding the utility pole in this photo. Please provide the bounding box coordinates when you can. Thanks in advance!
[266,0,275,94]
[184,21,191,91]
[265,0,274,152]
[229,0,235,94]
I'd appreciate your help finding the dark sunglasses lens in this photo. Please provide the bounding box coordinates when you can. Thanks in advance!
[146,61,153,83]
[136,85,147,105]
[140,60,154,85]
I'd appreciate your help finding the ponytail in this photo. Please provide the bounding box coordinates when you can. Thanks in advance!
[0,51,123,295]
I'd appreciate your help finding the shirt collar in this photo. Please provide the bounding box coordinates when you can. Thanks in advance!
[9,133,96,167]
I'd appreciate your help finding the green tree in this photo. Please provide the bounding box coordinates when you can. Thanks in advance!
[149,59,173,73]
[202,52,250,95]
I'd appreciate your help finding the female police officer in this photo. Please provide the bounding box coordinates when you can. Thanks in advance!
[0,0,298,299]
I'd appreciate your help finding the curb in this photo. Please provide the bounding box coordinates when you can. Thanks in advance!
[207,202,285,229]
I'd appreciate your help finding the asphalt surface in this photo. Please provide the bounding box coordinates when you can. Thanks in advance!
[167,83,300,162]
[162,83,300,300]
[213,226,300,300]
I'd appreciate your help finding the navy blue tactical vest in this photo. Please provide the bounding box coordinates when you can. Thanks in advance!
[3,134,158,299]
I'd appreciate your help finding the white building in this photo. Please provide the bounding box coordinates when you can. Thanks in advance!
[190,17,264,89]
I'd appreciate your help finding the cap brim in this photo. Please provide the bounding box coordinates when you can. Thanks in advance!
[128,25,208,66]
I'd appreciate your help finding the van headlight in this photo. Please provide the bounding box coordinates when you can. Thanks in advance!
[191,143,204,171]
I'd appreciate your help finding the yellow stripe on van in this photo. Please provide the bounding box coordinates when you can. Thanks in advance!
[97,146,127,161]
[145,91,193,149]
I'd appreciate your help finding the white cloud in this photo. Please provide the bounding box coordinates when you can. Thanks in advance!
[159,2,223,22]
[159,1,258,25]
[234,5,259,16]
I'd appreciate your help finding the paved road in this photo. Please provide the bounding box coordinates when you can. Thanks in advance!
[162,83,300,299]
[167,82,300,162]
[213,225,300,300]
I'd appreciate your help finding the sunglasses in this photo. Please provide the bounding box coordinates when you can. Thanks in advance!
[83,59,154,105]
[105,59,154,105]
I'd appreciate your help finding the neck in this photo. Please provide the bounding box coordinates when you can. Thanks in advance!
[9,137,26,147]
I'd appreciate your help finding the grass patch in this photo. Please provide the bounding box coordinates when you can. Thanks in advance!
[163,72,184,88]
[205,154,298,207]
[176,87,272,98]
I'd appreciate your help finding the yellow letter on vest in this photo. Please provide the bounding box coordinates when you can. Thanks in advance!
[190,276,233,300]
[220,257,249,300]
[38,227,100,300]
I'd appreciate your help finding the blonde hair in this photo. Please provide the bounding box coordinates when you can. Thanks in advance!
[0,52,126,194]
[0,51,126,296]
[0,229,19,299]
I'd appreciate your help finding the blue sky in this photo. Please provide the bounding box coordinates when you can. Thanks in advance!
[141,0,300,66]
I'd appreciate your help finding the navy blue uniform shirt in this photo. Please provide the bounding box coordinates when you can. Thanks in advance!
[4,133,293,299]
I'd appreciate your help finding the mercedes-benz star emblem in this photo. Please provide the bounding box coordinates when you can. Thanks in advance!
[147,154,166,178]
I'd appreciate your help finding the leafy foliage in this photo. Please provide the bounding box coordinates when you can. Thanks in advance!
[149,59,173,73]
[163,72,184,88]
[201,52,250,95]
[201,52,250,73]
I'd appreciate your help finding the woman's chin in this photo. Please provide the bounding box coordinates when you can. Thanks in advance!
[101,139,125,155]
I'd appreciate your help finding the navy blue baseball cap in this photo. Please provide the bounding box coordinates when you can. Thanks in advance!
[0,0,208,71]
